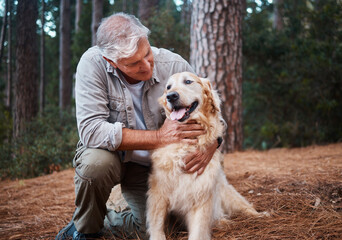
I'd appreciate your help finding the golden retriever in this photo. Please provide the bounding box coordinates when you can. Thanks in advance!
[146,72,266,240]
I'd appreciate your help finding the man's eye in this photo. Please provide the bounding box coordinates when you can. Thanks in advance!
[127,62,138,67]
[166,85,171,90]
[184,80,193,84]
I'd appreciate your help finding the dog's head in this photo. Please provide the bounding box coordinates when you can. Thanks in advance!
[159,72,221,122]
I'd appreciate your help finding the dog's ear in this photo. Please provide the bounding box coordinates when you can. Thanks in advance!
[200,77,221,114]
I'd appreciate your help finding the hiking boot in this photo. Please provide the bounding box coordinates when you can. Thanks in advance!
[73,231,102,240]
[55,220,77,240]
[55,220,102,240]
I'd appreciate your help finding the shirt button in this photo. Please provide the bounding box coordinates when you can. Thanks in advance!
[127,106,132,111]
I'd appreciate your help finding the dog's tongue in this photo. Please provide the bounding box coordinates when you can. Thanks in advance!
[170,108,186,121]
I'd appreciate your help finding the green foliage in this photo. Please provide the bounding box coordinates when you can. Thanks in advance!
[0,100,12,144]
[107,0,139,16]
[148,4,190,61]
[44,0,61,106]
[0,106,78,179]
[71,0,92,72]
[243,0,342,149]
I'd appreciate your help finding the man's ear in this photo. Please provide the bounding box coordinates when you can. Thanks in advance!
[103,56,117,68]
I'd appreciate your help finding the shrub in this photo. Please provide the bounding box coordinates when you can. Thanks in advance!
[0,106,78,179]
[243,0,342,149]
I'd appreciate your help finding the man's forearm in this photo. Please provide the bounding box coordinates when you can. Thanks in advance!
[117,119,205,151]
[117,128,161,151]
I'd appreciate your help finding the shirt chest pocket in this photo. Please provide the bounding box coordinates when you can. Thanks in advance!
[108,97,127,124]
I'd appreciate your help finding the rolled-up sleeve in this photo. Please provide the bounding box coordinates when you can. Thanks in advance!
[75,52,123,151]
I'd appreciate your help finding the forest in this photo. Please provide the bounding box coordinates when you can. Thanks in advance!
[0,0,341,179]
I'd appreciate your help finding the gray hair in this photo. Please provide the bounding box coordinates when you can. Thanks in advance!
[96,12,150,63]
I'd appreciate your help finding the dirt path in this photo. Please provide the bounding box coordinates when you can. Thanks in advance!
[1,143,341,239]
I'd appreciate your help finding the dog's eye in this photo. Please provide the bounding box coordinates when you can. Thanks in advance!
[166,85,171,90]
[184,80,193,84]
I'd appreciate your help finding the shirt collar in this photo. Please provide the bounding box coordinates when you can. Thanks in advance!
[106,61,115,73]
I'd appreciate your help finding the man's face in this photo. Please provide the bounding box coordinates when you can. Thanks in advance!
[111,37,154,84]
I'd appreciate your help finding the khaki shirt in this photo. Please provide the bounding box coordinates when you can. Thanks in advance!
[74,46,194,163]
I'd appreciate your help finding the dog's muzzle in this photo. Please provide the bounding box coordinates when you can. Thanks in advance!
[166,91,180,103]
[166,91,198,122]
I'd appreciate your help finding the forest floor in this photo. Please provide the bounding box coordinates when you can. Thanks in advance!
[0,143,342,240]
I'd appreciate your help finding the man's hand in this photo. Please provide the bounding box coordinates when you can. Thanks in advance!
[183,141,217,175]
[156,119,205,146]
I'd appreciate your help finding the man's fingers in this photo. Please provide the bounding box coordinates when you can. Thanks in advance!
[197,166,206,175]
[184,158,197,170]
[177,122,204,131]
[186,161,208,175]
[186,163,202,174]
[186,120,198,124]
[183,150,211,174]
[184,152,202,171]
[181,130,206,139]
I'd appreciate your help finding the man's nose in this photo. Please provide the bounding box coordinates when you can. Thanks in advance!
[140,58,152,70]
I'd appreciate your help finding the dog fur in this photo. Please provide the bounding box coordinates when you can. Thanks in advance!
[147,72,264,240]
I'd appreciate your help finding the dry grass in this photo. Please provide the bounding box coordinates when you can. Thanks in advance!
[0,143,341,239]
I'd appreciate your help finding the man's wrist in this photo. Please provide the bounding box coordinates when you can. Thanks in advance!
[154,129,162,148]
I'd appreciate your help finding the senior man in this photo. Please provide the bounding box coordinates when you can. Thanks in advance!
[56,12,219,240]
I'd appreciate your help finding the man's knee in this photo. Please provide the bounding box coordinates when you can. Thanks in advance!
[75,148,122,185]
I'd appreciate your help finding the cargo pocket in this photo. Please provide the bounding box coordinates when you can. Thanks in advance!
[108,96,127,123]
[75,166,94,185]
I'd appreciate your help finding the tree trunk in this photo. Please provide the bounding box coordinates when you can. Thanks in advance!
[273,0,283,31]
[6,0,12,109]
[75,0,83,33]
[59,0,72,111]
[91,0,103,46]
[0,0,8,63]
[122,0,127,12]
[181,0,192,26]
[138,0,159,24]
[130,0,137,14]
[14,0,39,137]
[190,0,244,153]
[40,0,45,113]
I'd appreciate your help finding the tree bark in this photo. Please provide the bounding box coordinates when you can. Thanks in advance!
[59,0,72,111]
[122,0,127,12]
[273,0,283,31]
[138,0,159,24]
[6,0,12,109]
[190,0,244,153]
[40,0,45,113]
[91,0,103,46]
[181,0,192,26]
[14,0,39,137]
[75,0,83,33]
[0,0,8,63]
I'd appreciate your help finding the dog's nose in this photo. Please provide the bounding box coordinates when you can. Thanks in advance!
[166,91,179,102]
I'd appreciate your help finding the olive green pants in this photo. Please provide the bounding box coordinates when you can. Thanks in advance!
[73,148,149,239]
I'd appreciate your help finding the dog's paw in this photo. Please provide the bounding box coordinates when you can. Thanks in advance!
[257,211,271,217]
[149,232,167,240]
[215,218,233,229]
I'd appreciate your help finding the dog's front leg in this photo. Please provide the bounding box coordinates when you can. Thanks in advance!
[186,200,214,240]
[146,192,168,240]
